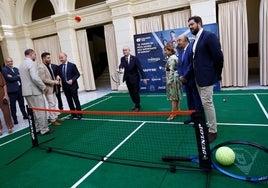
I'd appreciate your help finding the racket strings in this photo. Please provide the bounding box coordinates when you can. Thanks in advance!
[212,143,268,179]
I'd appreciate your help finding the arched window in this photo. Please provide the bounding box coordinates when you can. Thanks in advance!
[75,0,105,9]
[32,0,55,21]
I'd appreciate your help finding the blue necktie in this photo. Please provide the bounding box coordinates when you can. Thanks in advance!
[62,64,67,81]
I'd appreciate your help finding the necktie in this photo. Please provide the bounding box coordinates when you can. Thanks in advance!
[126,57,128,64]
[182,50,185,61]
[62,64,67,81]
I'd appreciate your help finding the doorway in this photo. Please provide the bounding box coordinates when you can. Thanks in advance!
[86,26,109,88]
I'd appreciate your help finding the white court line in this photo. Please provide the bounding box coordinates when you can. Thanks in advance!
[82,96,113,110]
[254,93,268,119]
[0,133,29,147]
[0,97,112,146]
[71,121,146,188]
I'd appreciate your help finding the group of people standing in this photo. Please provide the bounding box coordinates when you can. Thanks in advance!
[121,16,223,143]
[0,49,82,136]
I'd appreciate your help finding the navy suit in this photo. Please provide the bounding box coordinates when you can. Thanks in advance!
[193,30,224,87]
[51,64,63,110]
[192,29,223,135]
[2,66,28,123]
[59,62,81,116]
[178,44,203,115]
[119,55,146,109]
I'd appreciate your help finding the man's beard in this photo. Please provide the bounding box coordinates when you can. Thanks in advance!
[191,28,199,35]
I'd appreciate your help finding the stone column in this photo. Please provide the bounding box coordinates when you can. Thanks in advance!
[107,0,136,91]
[52,13,84,90]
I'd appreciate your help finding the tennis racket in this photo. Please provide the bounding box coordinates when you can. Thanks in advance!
[162,140,268,182]
[111,69,122,83]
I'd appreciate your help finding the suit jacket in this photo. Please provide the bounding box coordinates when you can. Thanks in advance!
[2,66,21,93]
[38,63,57,94]
[193,30,224,87]
[59,61,80,90]
[51,63,61,94]
[178,43,195,87]
[119,55,146,84]
[19,58,46,96]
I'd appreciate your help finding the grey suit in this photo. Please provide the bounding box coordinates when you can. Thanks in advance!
[19,58,49,134]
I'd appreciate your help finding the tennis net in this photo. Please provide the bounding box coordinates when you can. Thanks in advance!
[28,108,211,171]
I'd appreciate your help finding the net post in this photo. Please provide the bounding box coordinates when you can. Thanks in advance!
[26,105,39,147]
[192,112,212,171]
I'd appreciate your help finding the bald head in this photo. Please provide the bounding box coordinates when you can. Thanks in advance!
[177,35,189,49]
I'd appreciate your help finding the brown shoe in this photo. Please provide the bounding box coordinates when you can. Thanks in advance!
[56,118,64,122]
[208,133,217,143]
[51,121,61,126]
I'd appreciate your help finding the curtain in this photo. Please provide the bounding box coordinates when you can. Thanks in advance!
[33,35,61,65]
[104,24,119,90]
[76,29,96,91]
[260,0,268,85]
[135,15,163,34]
[163,9,191,30]
[218,0,248,87]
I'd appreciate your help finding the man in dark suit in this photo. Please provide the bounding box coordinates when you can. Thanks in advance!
[188,16,224,143]
[58,52,82,119]
[2,57,28,124]
[51,63,63,110]
[119,47,147,112]
[177,35,204,124]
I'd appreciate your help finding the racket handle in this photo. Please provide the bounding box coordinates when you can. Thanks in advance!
[162,156,191,162]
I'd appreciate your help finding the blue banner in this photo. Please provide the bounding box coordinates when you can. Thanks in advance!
[134,23,220,93]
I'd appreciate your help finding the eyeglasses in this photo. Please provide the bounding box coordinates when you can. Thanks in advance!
[7,60,13,62]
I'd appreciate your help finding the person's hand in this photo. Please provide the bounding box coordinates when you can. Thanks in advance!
[43,87,49,93]
[54,80,60,85]
[179,76,187,83]
[67,79,73,85]
[143,79,147,85]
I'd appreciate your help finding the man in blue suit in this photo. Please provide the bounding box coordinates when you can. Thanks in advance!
[2,57,28,124]
[188,16,224,143]
[119,47,147,112]
[177,35,204,124]
[51,63,63,110]
[58,52,82,119]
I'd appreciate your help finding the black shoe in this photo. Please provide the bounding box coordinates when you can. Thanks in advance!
[14,121,18,125]
[77,115,83,120]
[184,119,193,124]
[208,133,217,143]
[41,129,54,135]
[70,114,78,119]
[132,108,140,112]
[23,116,29,120]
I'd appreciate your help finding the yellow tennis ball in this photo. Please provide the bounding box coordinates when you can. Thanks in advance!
[215,146,235,166]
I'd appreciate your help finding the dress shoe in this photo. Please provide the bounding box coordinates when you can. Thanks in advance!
[51,121,61,126]
[132,108,140,112]
[23,116,29,120]
[77,115,83,120]
[70,114,78,119]
[14,121,18,125]
[56,118,64,122]
[41,129,54,135]
[8,128,13,133]
[184,119,193,124]
[208,133,217,143]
